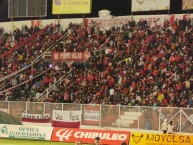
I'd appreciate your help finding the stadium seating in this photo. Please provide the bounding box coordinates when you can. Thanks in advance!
[0,17,192,108]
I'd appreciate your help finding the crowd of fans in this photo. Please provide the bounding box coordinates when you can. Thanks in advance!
[0,17,193,108]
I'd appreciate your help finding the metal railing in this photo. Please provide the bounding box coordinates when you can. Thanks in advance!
[0,101,193,133]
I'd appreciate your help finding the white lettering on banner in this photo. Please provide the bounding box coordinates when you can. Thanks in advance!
[56,129,128,141]
[52,52,91,61]
[72,131,128,140]
[56,129,73,141]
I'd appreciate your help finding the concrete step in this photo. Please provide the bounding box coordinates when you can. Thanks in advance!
[112,122,130,128]
[120,115,138,120]
[124,112,142,116]
[116,119,133,124]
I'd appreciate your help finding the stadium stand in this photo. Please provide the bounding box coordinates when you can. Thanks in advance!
[0,17,193,108]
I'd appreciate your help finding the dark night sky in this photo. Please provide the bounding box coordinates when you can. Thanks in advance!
[0,0,190,22]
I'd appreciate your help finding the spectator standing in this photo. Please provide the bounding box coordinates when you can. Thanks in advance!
[167,121,175,134]
[162,119,167,134]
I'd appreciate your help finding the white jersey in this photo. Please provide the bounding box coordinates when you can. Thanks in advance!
[167,124,174,134]
[162,122,167,130]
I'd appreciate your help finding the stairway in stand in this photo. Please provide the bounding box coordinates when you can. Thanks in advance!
[112,112,142,128]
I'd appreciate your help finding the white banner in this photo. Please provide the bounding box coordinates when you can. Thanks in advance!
[84,107,100,121]
[0,124,53,140]
[132,0,170,12]
[52,110,81,122]
[52,110,82,128]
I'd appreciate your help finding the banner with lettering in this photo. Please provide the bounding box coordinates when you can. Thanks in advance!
[132,0,170,12]
[0,124,53,140]
[21,113,51,126]
[52,52,90,61]
[83,105,100,125]
[52,128,131,145]
[52,0,91,14]
[52,110,82,128]
[129,132,193,145]
[182,0,193,10]
[85,14,189,29]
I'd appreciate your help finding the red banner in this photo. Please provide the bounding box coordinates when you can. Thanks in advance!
[52,52,90,61]
[52,128,131,145]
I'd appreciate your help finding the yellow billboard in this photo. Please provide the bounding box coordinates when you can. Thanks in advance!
[182,0,193,10]
[52,0,91,14]
[129,132,193,145]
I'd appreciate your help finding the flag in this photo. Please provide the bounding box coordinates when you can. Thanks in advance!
[52,110,82,128]
[22,113,51,126]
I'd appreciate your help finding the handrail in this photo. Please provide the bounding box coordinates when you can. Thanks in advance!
[0,68,52,94]
[0,27,74,83]
[37,41,107,102]
[0,19,57,59]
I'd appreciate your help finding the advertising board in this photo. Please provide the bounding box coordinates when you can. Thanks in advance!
[129,132,193,145]
[132,0,170,12]
[52,0,91,14]
[0,124,53,140]
[182,0,193,10]
[52,128,131,145]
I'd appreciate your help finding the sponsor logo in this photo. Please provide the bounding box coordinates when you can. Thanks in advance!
[0,126,8,134]
[56,129,73,141]
[52,128,130,145]
[129,132,193,145]
[132,133,143,144]
[146,134,191,143]
[55,129,128,141]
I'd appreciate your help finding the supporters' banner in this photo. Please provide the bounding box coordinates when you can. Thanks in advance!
[85,14,189,29]
[52,52,90,61]
[22,113,50,123]
[0,124,53,140]
[129,132,193,145]
[21,113,51,126]
[131,0,170,12]
[52,110,81,128]
[84,17,130,28]
[52,128,131,145]
[83,105,100,125]
[52,0,91,14]
[182,0,193,10]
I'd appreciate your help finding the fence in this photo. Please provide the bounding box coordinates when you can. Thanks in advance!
[0,101,193,133]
